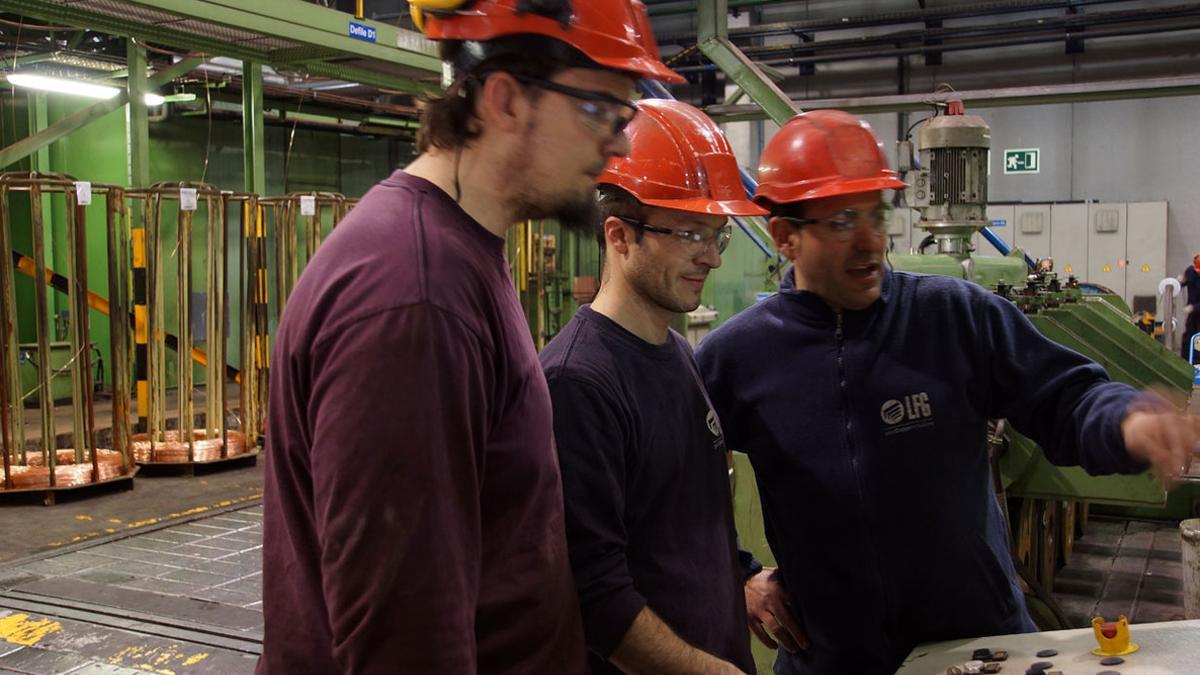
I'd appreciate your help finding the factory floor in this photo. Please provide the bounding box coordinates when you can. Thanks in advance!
[0,444,1196,673]
[0,460,263,674]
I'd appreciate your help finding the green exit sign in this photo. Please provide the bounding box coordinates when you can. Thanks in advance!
[1004,148,1040,174]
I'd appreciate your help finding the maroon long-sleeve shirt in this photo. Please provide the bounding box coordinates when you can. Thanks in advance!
[258,170,585,674]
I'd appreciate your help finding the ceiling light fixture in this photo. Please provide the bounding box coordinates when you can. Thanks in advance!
[6,73,180,107]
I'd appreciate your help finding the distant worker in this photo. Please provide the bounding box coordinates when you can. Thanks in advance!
[542,99,764,675]
[1178,253,1200,362]
[696,109,1200,675]
[258,1,683,672]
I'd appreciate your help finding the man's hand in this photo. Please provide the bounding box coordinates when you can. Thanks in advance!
[744,568,808,652]
[1122,391,1200,487]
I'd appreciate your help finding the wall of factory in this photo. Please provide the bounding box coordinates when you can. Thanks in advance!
[659,1,1200,333]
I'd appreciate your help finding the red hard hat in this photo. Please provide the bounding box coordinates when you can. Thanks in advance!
[598,99,766,216]
[754,109,907,207]
[410,0,685,84]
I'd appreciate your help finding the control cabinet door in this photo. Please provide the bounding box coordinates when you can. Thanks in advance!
[1087,202,1128,300]
[1050,203,1088,282]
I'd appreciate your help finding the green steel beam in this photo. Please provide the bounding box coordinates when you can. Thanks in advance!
[0,0,439,89]
[126,39,149,188]
[300,61,439,96]
[0,0,270,63]
[697,0,800,126]
[110,0,439,72]
[0,56,201,170]
[269,46,346,66]
[243,61,266,195]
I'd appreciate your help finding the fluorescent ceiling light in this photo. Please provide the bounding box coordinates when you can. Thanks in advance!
[6,74,182,107]
[6,73,120,99]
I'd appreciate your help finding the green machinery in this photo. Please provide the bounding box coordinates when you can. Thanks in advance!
[890,103,1194,616]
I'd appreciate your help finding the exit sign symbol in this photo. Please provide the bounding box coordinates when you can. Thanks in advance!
[1004,148,1040,174]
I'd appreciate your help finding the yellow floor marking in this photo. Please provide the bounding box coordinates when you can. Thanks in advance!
[109,643,209,674]
[108,518,123,524]
[0,613,62,646]
[45,492,262,549]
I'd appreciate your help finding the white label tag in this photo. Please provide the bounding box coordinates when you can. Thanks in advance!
[299,195,317,216]
[180,188,198,211]
[74,181,92,206]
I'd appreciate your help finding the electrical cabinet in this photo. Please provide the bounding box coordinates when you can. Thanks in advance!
[1126,201,1168,313]
[900,200,1167,312]
[1013,204,1051,260]
[1088,202,1128,300]
[1049,203,1088,282]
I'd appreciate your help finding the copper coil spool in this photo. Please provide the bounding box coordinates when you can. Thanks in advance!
[130,429,248,463]
[1,449,128,490]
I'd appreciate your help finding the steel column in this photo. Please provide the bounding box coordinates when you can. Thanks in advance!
[126,40,150,188]
[697,0,799,127]
[242,62,267,196]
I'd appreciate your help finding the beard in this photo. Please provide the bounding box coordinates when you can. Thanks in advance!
[509,180,601,234]
[502,121,605,233]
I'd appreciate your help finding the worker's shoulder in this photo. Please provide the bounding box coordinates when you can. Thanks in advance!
[890,270,997,308]
[541,312,624,386]
[283,182,504,345]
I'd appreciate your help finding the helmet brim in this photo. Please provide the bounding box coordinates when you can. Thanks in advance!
[638,196,769,217]
[754,175,908,206]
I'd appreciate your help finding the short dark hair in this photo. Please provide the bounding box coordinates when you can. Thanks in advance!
[766,201,806,222]
[416,39,570,153]
[595,185,646,248]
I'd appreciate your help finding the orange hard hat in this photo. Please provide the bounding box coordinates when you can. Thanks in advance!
[598,99,766,217]
[754,109,907,207]
[409,0,685,84]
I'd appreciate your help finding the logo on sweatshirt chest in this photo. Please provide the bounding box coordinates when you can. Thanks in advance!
[880,392,935,436]
[705,408,726,451]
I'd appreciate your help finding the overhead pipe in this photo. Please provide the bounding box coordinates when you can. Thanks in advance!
[715,4,1200,62]
[654,0,1135,32]
[672,19,1200,72]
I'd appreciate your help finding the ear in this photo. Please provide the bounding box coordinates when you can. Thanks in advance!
[475,72,528,135]
[603,216,633,258]
[768,216,800,260]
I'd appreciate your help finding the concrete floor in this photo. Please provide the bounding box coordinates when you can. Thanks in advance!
[0,461,262,565]
[0,465,264,675]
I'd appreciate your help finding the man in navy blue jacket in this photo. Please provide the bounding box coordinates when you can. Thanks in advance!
[542,99,765,674]
[1178,253,1200,361]
[695,109,1200,675]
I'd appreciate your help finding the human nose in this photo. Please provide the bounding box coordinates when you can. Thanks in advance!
[695,237,723,269]
[605,129,631,157]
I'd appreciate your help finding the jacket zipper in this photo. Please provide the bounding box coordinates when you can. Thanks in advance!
[834,311,893,654]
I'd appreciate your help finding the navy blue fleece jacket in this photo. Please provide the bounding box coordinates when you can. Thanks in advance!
[696,269,1145,675]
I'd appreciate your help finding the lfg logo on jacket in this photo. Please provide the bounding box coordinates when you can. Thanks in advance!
[880,392,935,436]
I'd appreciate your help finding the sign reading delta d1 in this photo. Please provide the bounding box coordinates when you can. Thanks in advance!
[349,21,377,43]
[1004,148,1040,174]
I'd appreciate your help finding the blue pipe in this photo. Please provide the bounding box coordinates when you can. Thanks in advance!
[979,226,1037,270]
[637,80,777,259]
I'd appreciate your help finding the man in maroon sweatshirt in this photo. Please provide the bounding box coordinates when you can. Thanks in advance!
[258,2,684,672]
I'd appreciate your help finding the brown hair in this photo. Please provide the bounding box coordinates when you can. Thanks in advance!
[595,185,646,248]
[416,40,571,153]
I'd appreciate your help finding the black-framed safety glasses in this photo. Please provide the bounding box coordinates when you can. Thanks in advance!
[510,73,639,139]
[616,216,733,254]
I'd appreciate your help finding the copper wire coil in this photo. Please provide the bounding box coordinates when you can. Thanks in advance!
[130,429,248,463]
[1,449,128,490]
